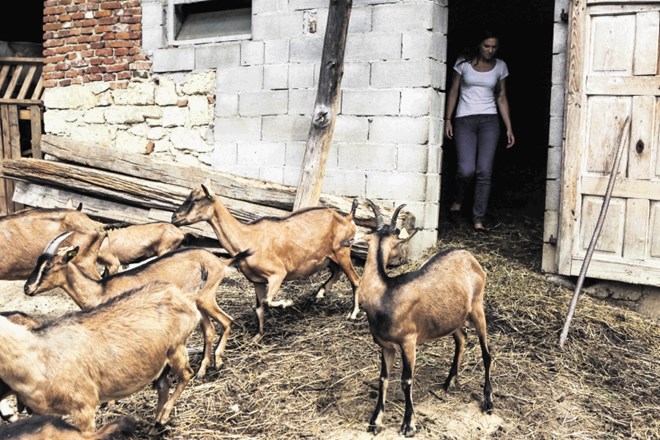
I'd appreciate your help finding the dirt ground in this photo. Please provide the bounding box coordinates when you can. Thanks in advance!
[0,210,658,439]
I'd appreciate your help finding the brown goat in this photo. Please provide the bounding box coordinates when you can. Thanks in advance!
[97,222,196,276]
[24,232,249,377]
[0,207,124,280]
[0,415,136,440]
[0,312,40,423]
[171,182,361,342]
[358,200,493,437]
[0,282,199,433]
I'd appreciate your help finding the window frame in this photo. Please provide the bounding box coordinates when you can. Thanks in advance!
[167,0,252,46]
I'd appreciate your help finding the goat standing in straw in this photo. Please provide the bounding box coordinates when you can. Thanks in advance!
[358,200,493,437]
[0,282,199,434]
[172,181,361,342]
[24,232,249,378]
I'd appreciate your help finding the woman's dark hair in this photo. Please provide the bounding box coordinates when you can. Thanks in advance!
[456,29,500,65]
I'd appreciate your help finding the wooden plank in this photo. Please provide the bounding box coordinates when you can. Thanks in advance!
[581,176,660,199]
[7,106,21,212]
[31,76,44,101]
[0,157,297,220]
[624,198,649,259]
[41,134,297,210]
[0,106,5,216]
[12,180,218,241]
[633,11,659,75]
[1,105,13,214]
[294,0,352,210]
[0,65,10,91]
[39,135,409,227]
[590,14,635,73]
[29,105,42,159]
[558,0,588,275]
[13,180,372,260]
[3,65,23,99]
[586,76,660,96]
[16,65,37,100]
[0,98,42,105]
[569,256,660,287]
[584,97,630,174]
[0,57,43,64]
[628,95,654,180]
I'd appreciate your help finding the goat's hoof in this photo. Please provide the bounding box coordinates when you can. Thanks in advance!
[482,397,494,413]
[399,422,417,437]
[443,376,459,392]
[148,422,168,436]
[263,299,293,308]
[367,424,382,435]
[251,333,263,344]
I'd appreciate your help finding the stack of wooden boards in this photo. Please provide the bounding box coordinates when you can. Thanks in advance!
[1,135,416,260]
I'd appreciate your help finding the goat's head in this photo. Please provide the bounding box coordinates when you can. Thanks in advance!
[24,231,80,296]
[365,199,418,266]
[172,181,216,226]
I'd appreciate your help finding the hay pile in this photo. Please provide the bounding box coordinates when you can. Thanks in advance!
[85,213,658,439]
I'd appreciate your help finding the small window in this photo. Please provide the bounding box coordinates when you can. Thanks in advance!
[168,0,251,45]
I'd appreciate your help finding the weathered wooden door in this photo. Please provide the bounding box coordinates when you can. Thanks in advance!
[558,0,660,285]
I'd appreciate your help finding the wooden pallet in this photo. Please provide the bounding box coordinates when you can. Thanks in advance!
[0,56,44,215]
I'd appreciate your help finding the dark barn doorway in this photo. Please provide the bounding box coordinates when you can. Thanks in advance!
[441,0,555,225]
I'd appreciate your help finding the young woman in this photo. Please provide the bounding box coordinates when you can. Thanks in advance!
[444,30,515,232]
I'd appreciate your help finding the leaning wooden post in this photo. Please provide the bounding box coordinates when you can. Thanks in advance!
[293,0,352,210]
[559,116,630,349]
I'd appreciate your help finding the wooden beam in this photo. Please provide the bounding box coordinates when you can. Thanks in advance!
[0,157,289,222]
[293,0,352,209]
[11,179,375,260]
[39,134,409,228]
[29,105,42,159]
[12,181,215,240]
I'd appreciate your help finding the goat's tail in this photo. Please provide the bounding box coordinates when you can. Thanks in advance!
[89,416,137,439]
[228,249,252,267]
[182,231,200,245]
[103,221,133,231]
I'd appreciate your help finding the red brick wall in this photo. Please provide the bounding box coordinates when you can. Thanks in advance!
[43,0,151,88]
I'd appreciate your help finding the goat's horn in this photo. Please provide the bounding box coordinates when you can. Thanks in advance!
[201,182,215,199]
[366,199,384,229]
[43,231,74,255]
[389,204,406,231]
[350,198,359,217]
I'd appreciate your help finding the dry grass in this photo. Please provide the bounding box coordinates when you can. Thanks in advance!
[7,212,660,439]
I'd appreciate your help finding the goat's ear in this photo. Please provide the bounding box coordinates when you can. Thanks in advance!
[398,228,419,243]
[63,246,79,263]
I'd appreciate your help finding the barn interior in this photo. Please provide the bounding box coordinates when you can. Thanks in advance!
[442,0,555,226]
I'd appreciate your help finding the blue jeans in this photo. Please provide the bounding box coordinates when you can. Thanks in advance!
[453,114,500,225]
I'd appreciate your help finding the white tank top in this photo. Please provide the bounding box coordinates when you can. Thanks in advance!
[453,58,509,118]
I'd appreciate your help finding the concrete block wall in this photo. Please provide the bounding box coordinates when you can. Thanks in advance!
[145,0,448,257]
[542,0,570,273]
[42,0,449,258]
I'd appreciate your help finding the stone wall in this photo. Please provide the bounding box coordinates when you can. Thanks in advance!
[43,71,216,163]
[42,0,450,258]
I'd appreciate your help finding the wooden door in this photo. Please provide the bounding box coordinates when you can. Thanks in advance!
[558,0,660,285]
